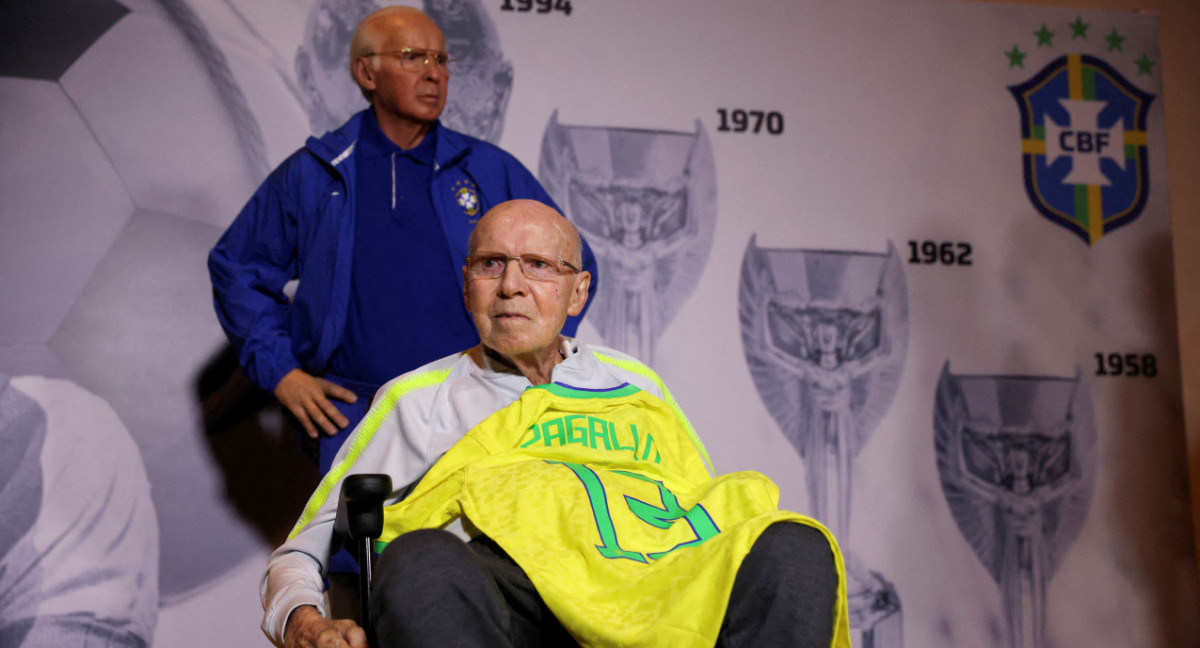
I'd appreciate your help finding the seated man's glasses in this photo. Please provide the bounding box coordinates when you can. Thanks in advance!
[467,253,580,281]
[364,48,456,72]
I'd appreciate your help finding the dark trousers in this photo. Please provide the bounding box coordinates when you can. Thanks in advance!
[370,523,838,648]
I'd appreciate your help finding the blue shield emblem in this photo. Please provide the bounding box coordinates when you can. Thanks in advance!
[1010,54,1154,245]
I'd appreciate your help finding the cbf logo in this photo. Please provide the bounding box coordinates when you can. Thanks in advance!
[453,179,480,219]
[1008,22,1156,245]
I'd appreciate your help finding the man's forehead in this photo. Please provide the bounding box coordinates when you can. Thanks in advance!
[374,12,443,45]
[478,212,570,250]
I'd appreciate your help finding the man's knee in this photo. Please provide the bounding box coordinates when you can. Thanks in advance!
[744,522,838,585]
[370,530,515,646]
[371,530,478,633]
[374,528,474,597]
[723,522,839,648]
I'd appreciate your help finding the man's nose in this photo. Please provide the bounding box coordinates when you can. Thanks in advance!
[425,60,444,81]
[498,258,528,295]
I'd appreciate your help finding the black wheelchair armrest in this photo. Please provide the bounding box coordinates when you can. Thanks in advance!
[336,473,392,541]
[334,473,392,636]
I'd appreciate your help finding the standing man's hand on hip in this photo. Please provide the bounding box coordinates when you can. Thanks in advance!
[274,369,359,438]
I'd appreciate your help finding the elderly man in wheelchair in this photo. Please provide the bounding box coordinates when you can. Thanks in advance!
[261,200,851,648]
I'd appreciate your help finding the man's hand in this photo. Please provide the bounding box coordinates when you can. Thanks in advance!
[274,369,358,438]
[284,606,368,648]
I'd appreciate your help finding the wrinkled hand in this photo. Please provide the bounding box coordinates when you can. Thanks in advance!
[284,606,368,648]
[274,369,358,438]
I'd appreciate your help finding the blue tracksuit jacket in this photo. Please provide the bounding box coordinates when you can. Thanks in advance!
[208,112,596,393]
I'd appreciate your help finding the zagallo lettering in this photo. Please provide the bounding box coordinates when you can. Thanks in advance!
[519,423,541,449]
[610,420,638,453]
[542,417,567,446]
[588,416,612,450]
[524,416,660,463]
[565,414,588,446]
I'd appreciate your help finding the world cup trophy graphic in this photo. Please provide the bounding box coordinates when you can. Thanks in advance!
[739,237,907,647]
[429,0,513,142]
[934,364,1096,648]
[295,0,512,142]
[539,111,717,364]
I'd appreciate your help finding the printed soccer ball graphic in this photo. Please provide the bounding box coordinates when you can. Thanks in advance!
[0,0,315,605]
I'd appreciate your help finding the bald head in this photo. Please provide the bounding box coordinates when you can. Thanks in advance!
[349,6,443,100]
[468,200,583,269]
[463,200,590,374]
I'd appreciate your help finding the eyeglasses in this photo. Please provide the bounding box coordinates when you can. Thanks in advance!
[466,253,580,281]
[363,48,456,72]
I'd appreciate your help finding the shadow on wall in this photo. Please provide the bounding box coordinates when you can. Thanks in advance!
[1107,232,1199,645]
[196,346,321,550]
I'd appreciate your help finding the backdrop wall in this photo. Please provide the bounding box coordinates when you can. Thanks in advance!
[0,1,1196,646]
[986,0,1200,596]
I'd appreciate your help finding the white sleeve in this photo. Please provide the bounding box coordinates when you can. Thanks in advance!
[260,550,327,646]
[257,366,456,645]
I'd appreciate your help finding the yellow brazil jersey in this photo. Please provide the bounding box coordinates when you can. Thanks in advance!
[378,382,851,648]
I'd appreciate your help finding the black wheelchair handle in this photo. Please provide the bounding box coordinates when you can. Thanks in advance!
[339,473,392,541]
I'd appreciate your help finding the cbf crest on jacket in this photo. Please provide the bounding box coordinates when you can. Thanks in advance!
[379,382,852,648]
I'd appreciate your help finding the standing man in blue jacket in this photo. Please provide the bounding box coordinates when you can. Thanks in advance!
[208,5,594,473]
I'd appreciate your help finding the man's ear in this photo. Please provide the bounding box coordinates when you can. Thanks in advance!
[566,271,591,317]
[352,57,377,93]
